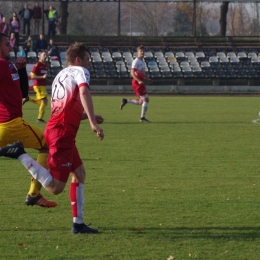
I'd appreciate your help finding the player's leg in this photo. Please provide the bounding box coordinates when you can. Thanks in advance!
[120,81,142,109]
[0,118,57,207]
[0,140,67,195]
[70,149,98,234]
[140,94,150,122]
[37,86,48,123]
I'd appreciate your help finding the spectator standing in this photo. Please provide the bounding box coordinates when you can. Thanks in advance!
[47,6,58,37]
[36,33,47,53]
[9,12,20,25]
[47,38,59,58]
[0,17,9,35]
[10,32,18,54]
[19,4,33,36]
[10,16,20,49]
[23,35,36,54]
[32,2,42,35]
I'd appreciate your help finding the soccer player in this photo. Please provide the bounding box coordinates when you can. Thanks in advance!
[120,45,153,122]
[0,42,104,234]
[23,51,48,123]
[0,32,57,207]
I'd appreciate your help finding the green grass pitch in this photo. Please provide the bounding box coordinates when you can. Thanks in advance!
[1,95,260,259]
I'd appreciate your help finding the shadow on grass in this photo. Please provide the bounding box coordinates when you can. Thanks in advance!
[106,121,249,125]
[99,226,260,240]
[2,226,260,240]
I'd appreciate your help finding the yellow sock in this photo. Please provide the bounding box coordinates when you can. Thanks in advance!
[38,103,46,120]
[27,153,48,197]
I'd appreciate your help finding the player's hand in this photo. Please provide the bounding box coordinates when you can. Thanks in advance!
[138,80,143,85]
[91,124,104,140]
[42,74,47,79]
[95,114,104,124]
[15,57,27,69]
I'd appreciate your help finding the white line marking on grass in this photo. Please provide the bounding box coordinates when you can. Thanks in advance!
[252,119,260,124]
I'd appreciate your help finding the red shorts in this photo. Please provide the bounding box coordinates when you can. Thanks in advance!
[132,80,147,98]
[44,127,82,183]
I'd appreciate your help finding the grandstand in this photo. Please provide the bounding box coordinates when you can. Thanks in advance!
[17,36,260,88]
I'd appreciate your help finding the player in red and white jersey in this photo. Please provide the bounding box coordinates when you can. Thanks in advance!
[0,32,57,208]
[0,42,104,234]
[120,45,153,122]
[24,51,48,123]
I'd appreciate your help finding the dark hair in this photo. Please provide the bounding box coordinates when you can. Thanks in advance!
[66,42,89,65]
[0,33,8,43]
[137,45,144,51]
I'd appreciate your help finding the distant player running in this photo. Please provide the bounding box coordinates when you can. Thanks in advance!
[23,51,48,123]
[120,45,152,122]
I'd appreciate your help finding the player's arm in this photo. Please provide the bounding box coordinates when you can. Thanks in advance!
[79,85,104,140]
[144,73,153,83]
[15,57,29,98]
[30,72,47,79]
[131,69,143,85]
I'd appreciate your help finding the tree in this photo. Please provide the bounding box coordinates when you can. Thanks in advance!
[219,2,229,36]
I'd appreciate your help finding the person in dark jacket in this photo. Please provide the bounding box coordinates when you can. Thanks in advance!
[36,33,47,53]
[47,38,59,58]
[19,4,33,36]
[32,3,42,35]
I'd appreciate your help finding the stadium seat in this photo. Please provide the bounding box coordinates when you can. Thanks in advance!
[230,57,240,63]
[165,52,174,58]
[204,70,215,78]
[251,56,260,63]
[152,47,162,52]
[227,52,236,58]
[27,51,37,63]
[248,52,257,58]
[193,71,204,77]
[201,61,211,67]
[118,71,129,78]
[226,71,237,78]
[113,57,123,62]
[236,71,247,78]
[172,71,183,78]
[145,57,156,62]
[150,71,161,78]
[209,56,219,63]
[219,56,229,63]
[182,66,192,72]
[185,52,195,58]
[167,57,177,63]
[161,71,172,78]
[112,52,122,58]
[180,61,189,67]
[217,52,226,58]
[154,52,164,58]
[99,47,109,52]
[175,52,185,58]
[215,71,226,78]
[183,71,194,78]
[248,71,258,78]
[160,66,171,72]
[144,52,153,58]
[171,66,181,72]
[196,52,205,58]
[106,71,117,78]
[89,47,98,52]
[96,70,106,78]
[188,57,197,63]
[192,66,202,72]
[120,47,130,52]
